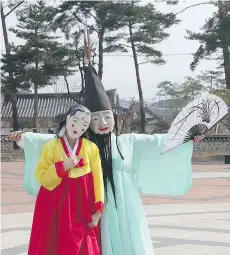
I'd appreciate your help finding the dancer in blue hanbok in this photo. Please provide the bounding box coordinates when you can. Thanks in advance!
[10,67,203,255]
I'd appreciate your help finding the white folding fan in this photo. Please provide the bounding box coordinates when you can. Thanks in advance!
[162,93,229,154]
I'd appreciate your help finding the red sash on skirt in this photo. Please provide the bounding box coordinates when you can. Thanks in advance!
[28,172,101,255]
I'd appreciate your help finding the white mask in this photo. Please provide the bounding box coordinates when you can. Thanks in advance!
[90,110,114,135]
[66,111,91,139]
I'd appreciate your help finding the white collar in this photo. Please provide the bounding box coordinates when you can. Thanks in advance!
[63,135,79,155]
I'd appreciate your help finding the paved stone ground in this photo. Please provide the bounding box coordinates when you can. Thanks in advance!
[1,161,230,255]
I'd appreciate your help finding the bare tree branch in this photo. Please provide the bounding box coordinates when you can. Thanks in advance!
[174,1,215,15]
[4,1,24,18]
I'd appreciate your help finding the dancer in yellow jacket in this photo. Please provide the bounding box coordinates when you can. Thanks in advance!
[28,104,104,255]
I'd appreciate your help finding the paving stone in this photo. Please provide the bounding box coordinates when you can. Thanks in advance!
[1,162,230,254]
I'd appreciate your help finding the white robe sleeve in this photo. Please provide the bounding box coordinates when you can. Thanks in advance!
[22,132,55,196]
[132,133,193,196]
[17,133,25,149]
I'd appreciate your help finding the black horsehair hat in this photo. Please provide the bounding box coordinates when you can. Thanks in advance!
[84,66,124,160]
[84,66,112,112]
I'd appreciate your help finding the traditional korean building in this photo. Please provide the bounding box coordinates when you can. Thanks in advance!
[1,90,127,134]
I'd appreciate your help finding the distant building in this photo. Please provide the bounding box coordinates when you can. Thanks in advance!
[119,99,230,135]
[119,100,169,134]
[1,90,126,134]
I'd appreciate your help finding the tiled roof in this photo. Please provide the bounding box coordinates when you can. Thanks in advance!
[1,90,117,119]
[204,136,230,141]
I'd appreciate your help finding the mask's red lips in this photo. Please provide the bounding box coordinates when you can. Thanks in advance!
[73,131,78,134]
[98,127,108,131]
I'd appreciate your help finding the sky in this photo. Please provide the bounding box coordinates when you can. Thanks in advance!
[0,0,218,100]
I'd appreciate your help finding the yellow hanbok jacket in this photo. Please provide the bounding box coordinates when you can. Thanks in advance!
[28,136,104,254]
[35,136,104,212]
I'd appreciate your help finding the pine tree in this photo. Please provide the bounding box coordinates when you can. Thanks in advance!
[196,70,226,91]
[180,76,204,100]
[1,44,31,93]
[54,1,178,133]
[106,0,179,133]
[156,76,204,110]
[55,1,125,80]
[186,0,230,89]
[1,0,24,140]
[9,0,76,130]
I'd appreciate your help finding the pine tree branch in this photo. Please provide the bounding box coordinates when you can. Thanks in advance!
[119,43,131,49]
[72,12,99,34]
[138,60,150,65]
[74,2,98,21]
[72,12,85,26]
[1,73,7,79]
[2,3,12,9]
[4,1,24,18]
[174,2,214,15]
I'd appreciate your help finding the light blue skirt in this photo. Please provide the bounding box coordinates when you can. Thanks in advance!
[101,170,154,255]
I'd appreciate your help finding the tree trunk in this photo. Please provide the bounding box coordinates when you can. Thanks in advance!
[128,22,145,133]
[218,0,230,89]
[33,83,38,133]
[33,58,39,132]
[98,27,105,80]
[1,3,19,149]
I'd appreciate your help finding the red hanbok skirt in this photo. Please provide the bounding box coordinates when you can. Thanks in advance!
[28,172,101,255]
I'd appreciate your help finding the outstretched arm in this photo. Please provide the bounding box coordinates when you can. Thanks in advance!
[131,133,194,196]
[8,131,25,148]
[9,131,54,149]
[10,132,56,196]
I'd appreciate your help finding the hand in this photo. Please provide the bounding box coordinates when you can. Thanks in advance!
[87,211,101,228]
[193,135,204,143]
[63,154,80,171]
[8,131,23,142]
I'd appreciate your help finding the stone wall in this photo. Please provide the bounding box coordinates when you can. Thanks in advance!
[193,139,230,158]
[1,140,14,152]
[1,140,24,162]
[1,119,56,135]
